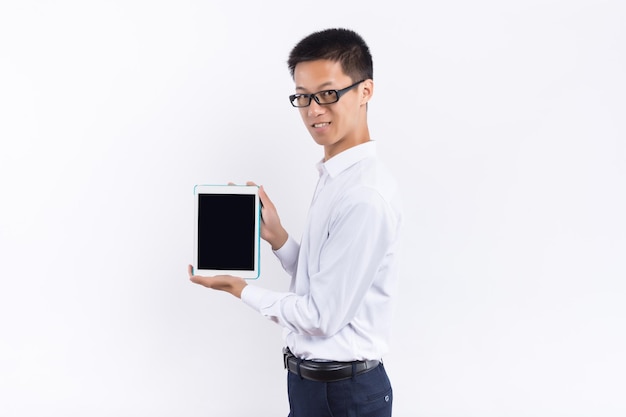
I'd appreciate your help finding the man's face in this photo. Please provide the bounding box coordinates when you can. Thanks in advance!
[292,59,372,160]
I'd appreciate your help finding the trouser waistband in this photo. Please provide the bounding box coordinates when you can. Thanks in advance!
[283,348,380,382]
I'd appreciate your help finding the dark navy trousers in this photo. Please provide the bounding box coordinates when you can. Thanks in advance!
[287,362,392,417]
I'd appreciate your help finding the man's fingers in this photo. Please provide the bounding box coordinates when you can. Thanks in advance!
[188,265,210,286]
[190,275,207,286]
[258,185,274,209]
[245,182,273,210]
[188,269,212,287]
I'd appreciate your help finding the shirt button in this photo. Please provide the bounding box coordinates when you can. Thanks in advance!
[385,395,390,402]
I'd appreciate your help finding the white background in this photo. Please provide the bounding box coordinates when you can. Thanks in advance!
[1,1,625,416]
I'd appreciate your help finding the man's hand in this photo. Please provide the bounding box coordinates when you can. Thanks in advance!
[188,265,247,298]
[247,182,288,251]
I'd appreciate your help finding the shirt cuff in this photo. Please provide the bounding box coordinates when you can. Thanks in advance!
[274,235,299,262]
[241,284,269,312]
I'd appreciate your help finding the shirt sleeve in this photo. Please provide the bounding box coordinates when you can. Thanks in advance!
[273,234,299,277]
[240,235,299,321]
[241,187,398,337]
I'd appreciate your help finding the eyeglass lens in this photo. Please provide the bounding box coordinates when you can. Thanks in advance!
[292,90,338,107]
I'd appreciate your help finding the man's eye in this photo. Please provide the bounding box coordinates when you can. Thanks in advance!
[295,95,309,104]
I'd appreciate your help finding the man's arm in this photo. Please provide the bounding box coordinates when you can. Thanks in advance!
[244,188,398,336]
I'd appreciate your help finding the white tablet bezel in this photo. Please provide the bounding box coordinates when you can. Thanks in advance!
[193,184,261,279]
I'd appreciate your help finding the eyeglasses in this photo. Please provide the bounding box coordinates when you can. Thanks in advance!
[289,79,366,108]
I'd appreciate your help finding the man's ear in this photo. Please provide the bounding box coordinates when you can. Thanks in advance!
[361,79,374,105]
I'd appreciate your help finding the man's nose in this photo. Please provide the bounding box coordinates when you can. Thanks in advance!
[307,100,325,117]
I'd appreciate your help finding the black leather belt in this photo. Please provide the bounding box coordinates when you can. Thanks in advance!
[283,348,380,382]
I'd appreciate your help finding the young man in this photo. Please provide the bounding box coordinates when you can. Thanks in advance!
[188,28,402,416]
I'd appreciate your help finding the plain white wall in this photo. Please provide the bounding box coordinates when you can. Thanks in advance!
[1,1,625,416]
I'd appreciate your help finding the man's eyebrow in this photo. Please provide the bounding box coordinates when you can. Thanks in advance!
[295,81,334,92]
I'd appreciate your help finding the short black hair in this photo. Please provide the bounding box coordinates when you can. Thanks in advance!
[287,28,373,82]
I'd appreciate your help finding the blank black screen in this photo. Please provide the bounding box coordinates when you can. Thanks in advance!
[197,193,256,271]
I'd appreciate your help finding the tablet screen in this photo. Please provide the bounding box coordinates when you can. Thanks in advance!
[197,193,255,271]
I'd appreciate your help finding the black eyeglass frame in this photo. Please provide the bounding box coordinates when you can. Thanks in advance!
[289,79,366,108]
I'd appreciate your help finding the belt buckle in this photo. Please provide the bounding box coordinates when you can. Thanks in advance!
[282,347,290,369]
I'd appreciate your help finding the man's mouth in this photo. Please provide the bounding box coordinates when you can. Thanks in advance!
[312,122,330,128]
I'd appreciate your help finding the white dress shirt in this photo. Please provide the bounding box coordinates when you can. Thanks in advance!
[242,141,402,361]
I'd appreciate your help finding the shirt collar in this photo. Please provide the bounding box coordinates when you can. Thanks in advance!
[316,141,377,178]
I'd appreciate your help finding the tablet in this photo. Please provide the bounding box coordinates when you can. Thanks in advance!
[193,184,261,279]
